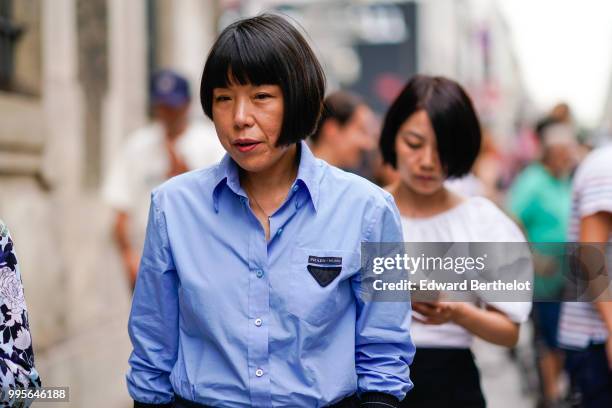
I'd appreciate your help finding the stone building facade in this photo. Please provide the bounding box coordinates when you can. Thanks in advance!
[0,1,216,406]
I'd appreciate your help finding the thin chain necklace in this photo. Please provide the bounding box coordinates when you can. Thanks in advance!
[241,154,298,219]
[243,182,271,218]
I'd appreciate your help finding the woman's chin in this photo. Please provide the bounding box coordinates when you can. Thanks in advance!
[409,182,443,196]
[232,155,270,174]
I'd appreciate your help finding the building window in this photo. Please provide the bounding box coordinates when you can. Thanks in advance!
[0,0,24,92]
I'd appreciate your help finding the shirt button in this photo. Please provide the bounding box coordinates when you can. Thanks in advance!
[254,318,262,327]
[276,228,283,237]
[255,368,264,377]
[292,185,299,192]
[256,269,264,278]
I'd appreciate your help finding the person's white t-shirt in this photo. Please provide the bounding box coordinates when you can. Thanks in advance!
[103,120,225,253]
[401,196,532,348]
[558,144,612,349]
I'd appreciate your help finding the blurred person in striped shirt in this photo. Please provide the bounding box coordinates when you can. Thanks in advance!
[558,144,612,408]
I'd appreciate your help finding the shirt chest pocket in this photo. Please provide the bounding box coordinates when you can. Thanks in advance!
[286,247,359,326]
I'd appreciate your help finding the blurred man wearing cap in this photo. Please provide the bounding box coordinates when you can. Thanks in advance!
[103,70,224,289]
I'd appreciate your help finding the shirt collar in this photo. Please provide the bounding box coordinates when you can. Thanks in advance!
[294,141,322,211]
[211,140,322,213]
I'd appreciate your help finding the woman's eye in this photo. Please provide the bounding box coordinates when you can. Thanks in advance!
[215,95,231,102]
[404,138,422,149]
[254,93,271,100]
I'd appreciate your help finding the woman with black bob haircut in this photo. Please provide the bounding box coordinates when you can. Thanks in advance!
[379,75,481,178]
[127,14,414,408]
[381,75,531,407]
[200,15,325,146]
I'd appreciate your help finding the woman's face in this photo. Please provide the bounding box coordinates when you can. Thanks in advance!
[394,109,445,195]
[212,80,288,173]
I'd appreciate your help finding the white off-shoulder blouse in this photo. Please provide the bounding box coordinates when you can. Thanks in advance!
[401,197,532,348]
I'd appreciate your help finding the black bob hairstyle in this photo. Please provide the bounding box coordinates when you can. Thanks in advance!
[379,75,482,179]
[200,14,326,146]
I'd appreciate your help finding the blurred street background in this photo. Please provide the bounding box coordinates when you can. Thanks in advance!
[1,0,612,406]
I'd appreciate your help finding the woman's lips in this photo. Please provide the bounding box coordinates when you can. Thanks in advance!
[234,140,261,152]
[415,175,437,182]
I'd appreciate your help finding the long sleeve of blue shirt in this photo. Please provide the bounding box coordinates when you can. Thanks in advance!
[127,195,179,405]
[353,195,414,401]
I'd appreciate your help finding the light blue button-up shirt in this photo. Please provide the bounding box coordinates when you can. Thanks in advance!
[127,141,414,407]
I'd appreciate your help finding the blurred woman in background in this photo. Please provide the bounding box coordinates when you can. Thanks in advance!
[379,75,532,407]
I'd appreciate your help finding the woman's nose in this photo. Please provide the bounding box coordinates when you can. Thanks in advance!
[233,98,254,128]
[420,146,436,169]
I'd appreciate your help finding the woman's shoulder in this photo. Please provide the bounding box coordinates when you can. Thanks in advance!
[152,165,219,201]
[464,196,500,212]
[463,197,525,242]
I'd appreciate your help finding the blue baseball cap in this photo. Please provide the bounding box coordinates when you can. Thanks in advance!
[150,69,191,107]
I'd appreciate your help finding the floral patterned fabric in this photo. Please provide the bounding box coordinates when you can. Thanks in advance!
[0,220,41,406]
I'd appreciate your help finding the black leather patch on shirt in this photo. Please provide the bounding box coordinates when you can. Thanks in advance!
[307,265,341,287]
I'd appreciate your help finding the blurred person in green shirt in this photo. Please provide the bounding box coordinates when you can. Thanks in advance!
[508,118,578,407]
